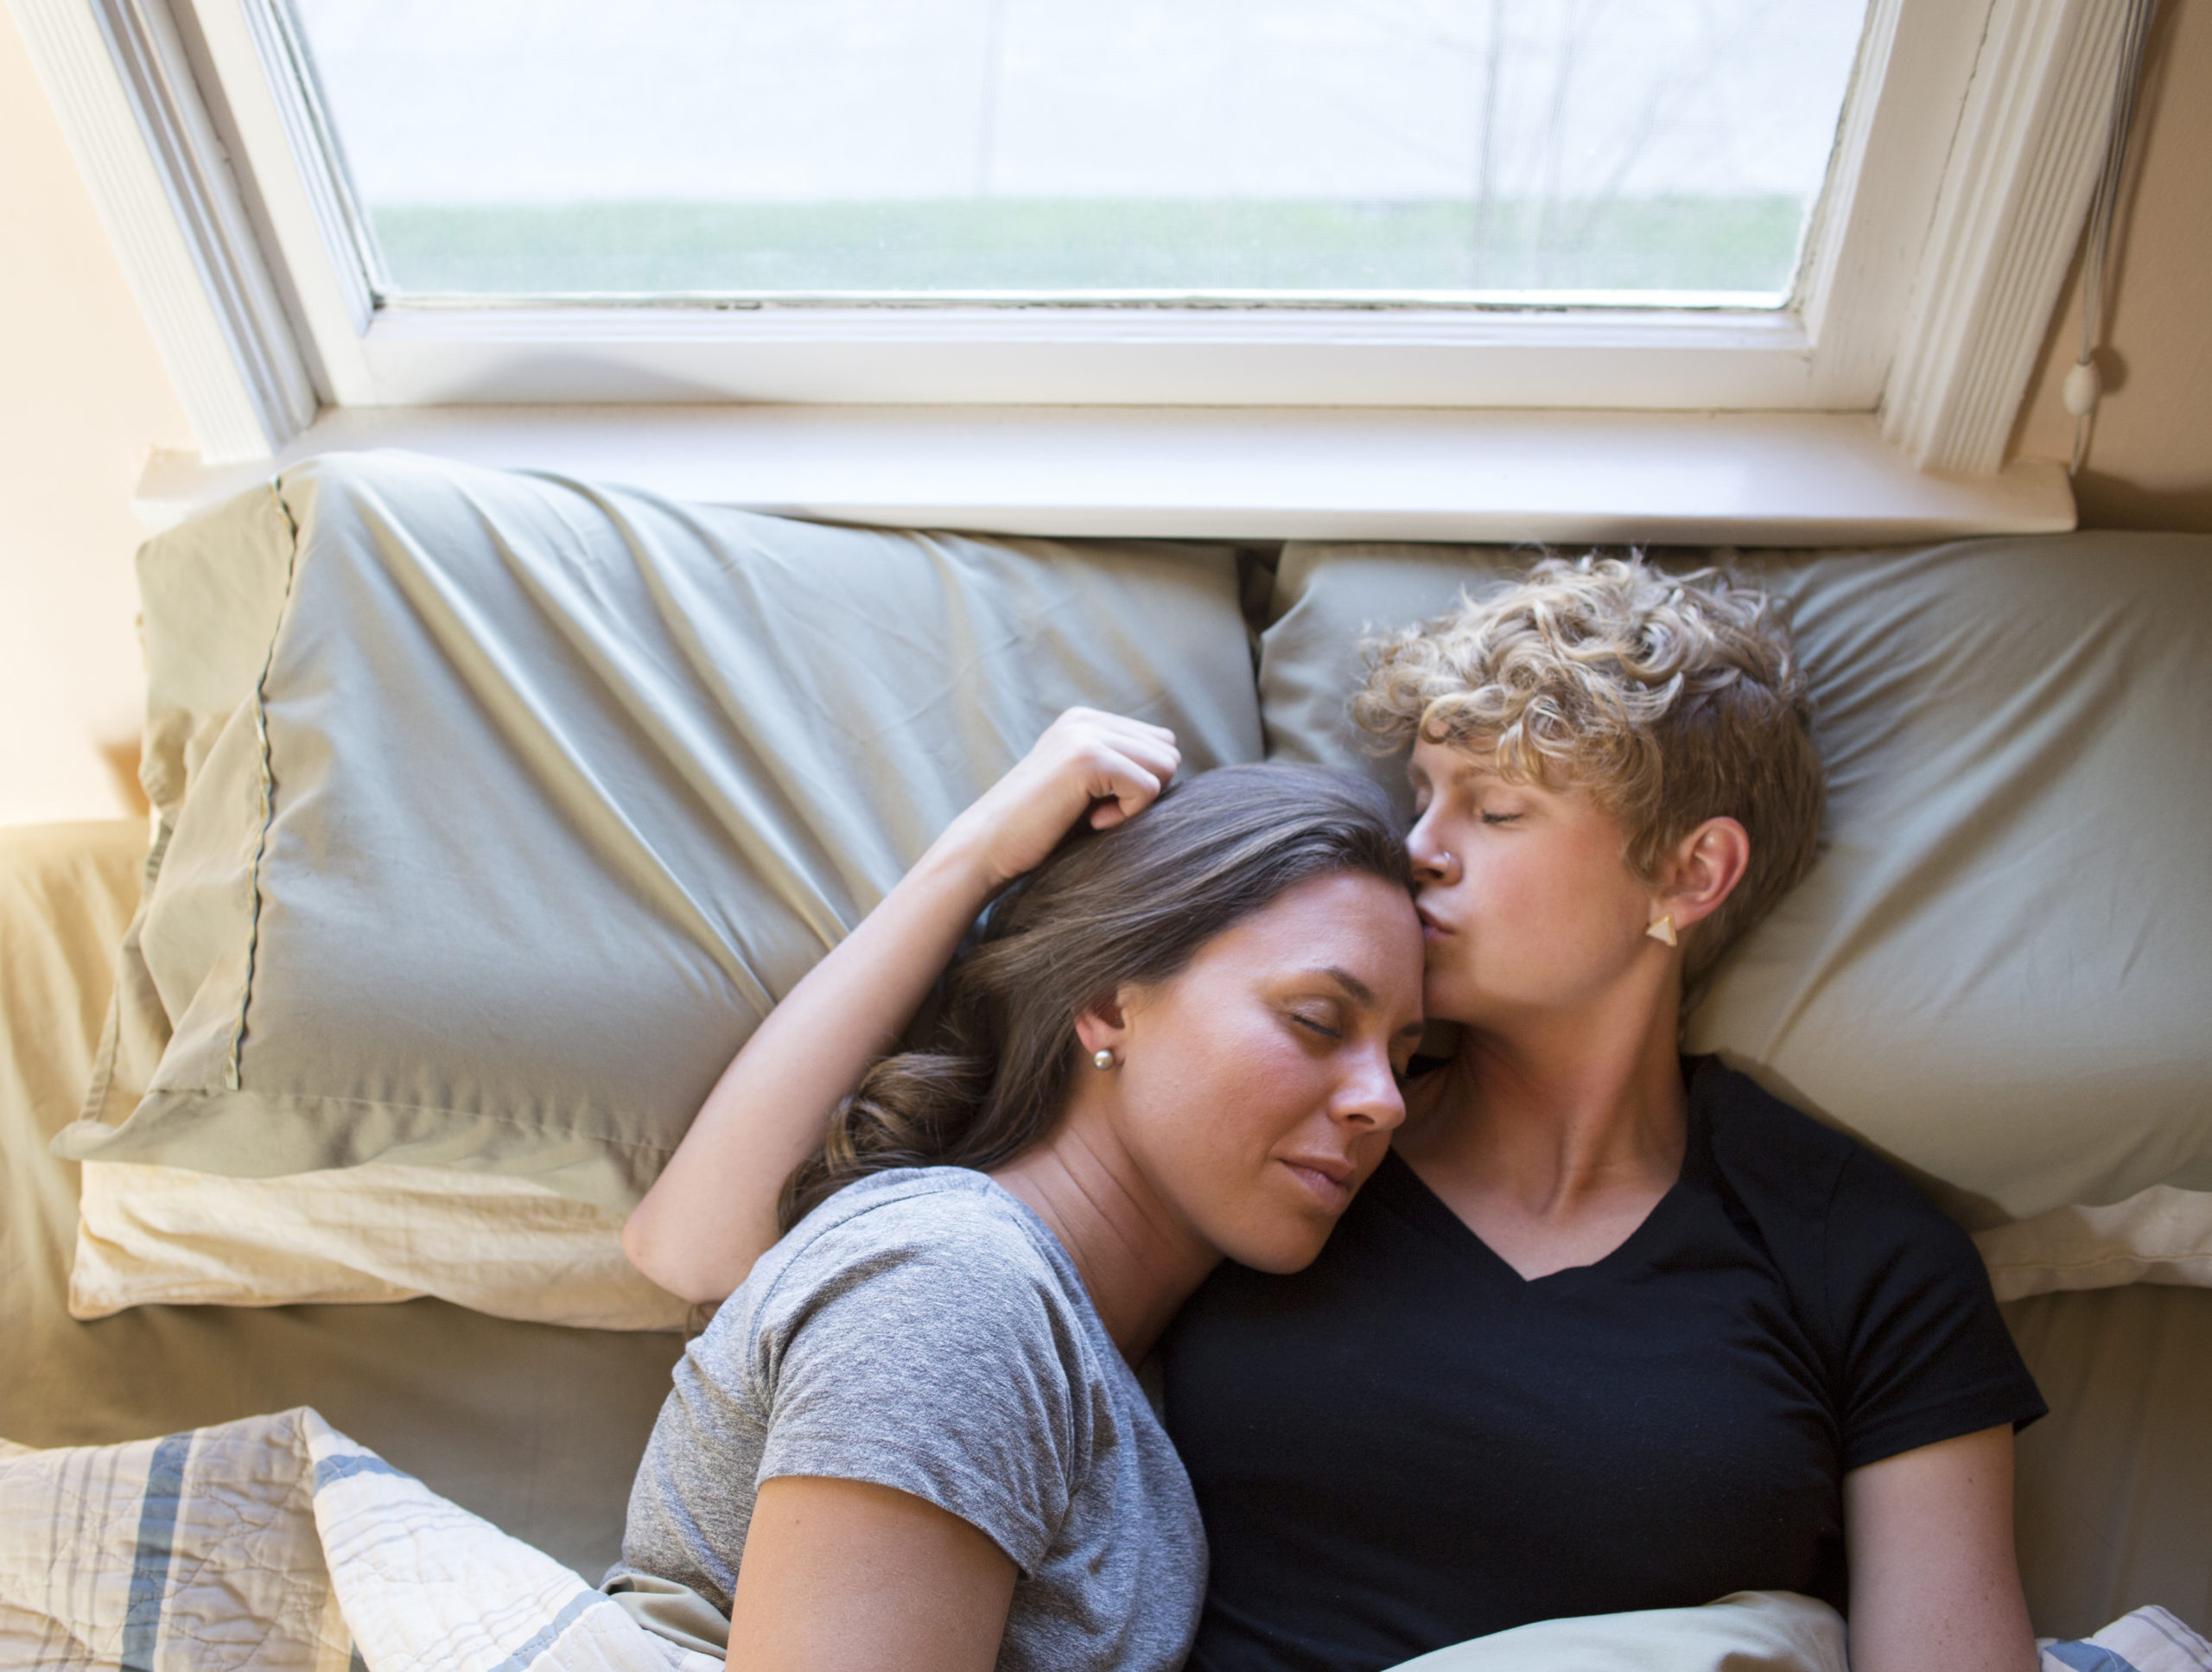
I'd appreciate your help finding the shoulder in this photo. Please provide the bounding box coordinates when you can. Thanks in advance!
[745,1167,1090,1357]
[1689,1059,2042,1452]
[791,1167,1064,1268]
[1693,1056,1954,1235]
[1690,1057,1988,1332]
[1694,1057,1862,1194]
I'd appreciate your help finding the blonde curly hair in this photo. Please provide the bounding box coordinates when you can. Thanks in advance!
[1353,552,1823,977]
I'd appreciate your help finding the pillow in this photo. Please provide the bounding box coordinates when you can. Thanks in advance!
[55,450,1264,1211]
[70,1160,690,1331]
[1387,1589,1843,1672]
[1256,535,2212,1239]
[0,814,685,1330]
[1974,1187,2212,1303]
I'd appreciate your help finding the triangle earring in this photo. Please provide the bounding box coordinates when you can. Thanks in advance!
[1645,913,1678,947]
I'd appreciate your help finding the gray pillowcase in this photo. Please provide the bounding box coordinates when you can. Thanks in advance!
[59,451,1264,1210]
[1255,534,2212,1224]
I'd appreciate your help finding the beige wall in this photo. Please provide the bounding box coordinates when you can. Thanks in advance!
[0,3,2203,827]
[0,8,189,827]
[2011,0,2212,530]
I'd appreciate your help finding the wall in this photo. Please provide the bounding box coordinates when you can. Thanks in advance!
[0,1,2205,828]
[0,7,190,827]
[2010,0,2212,529]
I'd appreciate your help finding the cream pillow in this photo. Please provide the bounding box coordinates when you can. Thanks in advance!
[1974,1187,2212,1303]
[70,1160,689,1331]
[0,819,688,1330]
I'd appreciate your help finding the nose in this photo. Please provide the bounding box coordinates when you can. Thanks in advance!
[1408,811,1458,888]
[1333,1041,1408,1135]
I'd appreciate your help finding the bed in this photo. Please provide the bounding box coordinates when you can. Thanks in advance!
[3,451,2208,1650]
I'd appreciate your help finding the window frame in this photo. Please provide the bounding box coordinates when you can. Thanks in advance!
[13,0,2133,495]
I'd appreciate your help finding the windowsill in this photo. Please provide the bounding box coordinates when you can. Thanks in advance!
[133,404,2074,545]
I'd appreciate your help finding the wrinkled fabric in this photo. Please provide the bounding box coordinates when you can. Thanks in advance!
[56,451,1265,1208]
[73,1159,688,1331]
[0,1408,719,1672]
[1978,1186,2212,1301]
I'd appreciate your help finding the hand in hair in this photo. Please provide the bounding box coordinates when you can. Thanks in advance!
[941,707,1182,885]
[622,709,1180,1305]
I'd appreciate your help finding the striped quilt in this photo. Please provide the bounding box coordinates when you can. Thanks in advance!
[0,1408,717,1671]
[2,1407,2205,1672]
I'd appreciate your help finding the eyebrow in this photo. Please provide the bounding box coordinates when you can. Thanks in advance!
[1310,965,1376,1005]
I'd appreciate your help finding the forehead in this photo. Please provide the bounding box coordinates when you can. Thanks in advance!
[1407,737,1517,788]
[1190,873,1422,989]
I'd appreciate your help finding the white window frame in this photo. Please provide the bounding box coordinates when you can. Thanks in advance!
[9,0,2136,536]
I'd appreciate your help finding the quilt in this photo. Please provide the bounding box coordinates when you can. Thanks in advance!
[3,1409,2204,1672]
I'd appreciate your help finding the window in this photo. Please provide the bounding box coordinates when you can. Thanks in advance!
[292,0,1863,305]
[17,0,2134,517]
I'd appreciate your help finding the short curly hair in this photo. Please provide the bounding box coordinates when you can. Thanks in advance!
[1353,553,1823,977]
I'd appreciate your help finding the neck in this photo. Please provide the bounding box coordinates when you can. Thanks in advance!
[1417,970,1689,1213]
[988,1092,1218,1364]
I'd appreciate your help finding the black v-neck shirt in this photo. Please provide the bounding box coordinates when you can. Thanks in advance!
[1160,1058,2044,1672]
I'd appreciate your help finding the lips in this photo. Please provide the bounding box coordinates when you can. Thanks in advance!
[1279,1153,1356,1215]
[1416,903,1453,938]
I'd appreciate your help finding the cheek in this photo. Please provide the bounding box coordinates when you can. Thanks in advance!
[1464,844,1581,945]
[1124,1008,1314,1177]
[1450,842,1643,979]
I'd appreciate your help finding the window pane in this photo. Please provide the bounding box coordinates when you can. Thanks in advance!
[288,0,1870,301]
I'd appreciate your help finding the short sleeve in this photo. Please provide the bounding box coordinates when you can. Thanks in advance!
[747,1198,1090,1573]
[1825,1148,2048,1472]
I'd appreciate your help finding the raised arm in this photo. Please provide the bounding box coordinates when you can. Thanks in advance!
[622,709,1182,1303]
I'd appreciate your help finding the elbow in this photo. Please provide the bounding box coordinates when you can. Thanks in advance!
[621,1202,746,1307]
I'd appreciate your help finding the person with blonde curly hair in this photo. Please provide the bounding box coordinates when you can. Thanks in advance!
[1163,554,2044,1672]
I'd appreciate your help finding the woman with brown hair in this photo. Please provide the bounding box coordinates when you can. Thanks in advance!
[613,714,1426,1672]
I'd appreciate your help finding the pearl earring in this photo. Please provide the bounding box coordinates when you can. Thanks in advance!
[1092,1048,1116,1071]
[1645,913,1678,947]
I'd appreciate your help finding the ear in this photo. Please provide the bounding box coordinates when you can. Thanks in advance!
[1072,990,1134,1059]
[1655,817,1751,935]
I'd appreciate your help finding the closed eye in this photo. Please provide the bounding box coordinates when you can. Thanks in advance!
[1480,811,1522,825]
[1292,1014,1342,1041]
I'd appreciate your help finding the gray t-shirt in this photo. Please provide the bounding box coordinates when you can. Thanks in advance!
[609,1167,1205,1671]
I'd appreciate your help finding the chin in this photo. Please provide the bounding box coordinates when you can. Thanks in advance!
[1217,1217,1335,1275]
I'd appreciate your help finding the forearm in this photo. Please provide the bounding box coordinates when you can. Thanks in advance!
[624,827,1001,1301]
[623,707,1180,1303]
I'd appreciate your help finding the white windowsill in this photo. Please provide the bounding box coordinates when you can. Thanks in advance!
[133,404,2074,546]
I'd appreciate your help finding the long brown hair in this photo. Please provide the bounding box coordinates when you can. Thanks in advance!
[779,763,1409,1230]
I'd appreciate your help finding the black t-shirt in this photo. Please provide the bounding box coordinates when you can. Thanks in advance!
[1160,1057,2045,1672]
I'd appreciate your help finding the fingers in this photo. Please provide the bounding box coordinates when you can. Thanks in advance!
[1045,710,1180,797]
[1051,706,1177,747]
[958,710,1185,883]
[1073,743,1166,830]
